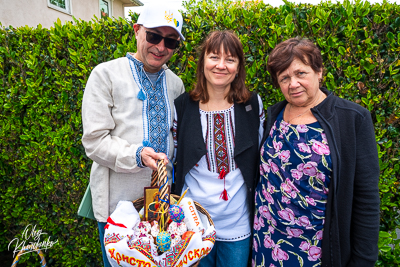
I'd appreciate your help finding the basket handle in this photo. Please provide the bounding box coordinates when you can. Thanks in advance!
[151,160,170,227]
[151,160,167,187]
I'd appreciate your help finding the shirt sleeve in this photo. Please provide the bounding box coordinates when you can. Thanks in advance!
[257,94,265,147]
[81,65,144,173]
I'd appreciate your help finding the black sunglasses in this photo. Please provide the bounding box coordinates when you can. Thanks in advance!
[145,31,180,50]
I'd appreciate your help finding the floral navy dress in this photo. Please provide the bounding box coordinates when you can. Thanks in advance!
[252,108,332,267]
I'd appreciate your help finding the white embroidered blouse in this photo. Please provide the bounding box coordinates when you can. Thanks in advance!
[173,95,264,241]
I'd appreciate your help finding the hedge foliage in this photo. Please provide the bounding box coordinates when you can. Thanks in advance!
[0,0,399,265]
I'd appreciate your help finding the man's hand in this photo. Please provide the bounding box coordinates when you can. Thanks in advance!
[141,147,168,170]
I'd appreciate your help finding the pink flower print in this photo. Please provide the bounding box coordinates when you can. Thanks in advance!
[264,234,275,248]
[286,178,300,193]
[311,140,330,155]
[281,183,292,195]
[295,216,312,229]
[297,163,304,172]
[291,169,303,180]
[268,225,275,233]
[298,142,311,153]
[273,139,282,152]
[279,150,290,163]
[261,162,271,175]
[269,123,276,137]
[316,172,326,182]
[315,230,323,240]
[286,227,304,238]
[280,121,289,135]
[269,264,277,267]
[262,187,274,204]
[303,162,318,177]
[268,159,280,174]
[308,246,322,261]
[271,217,277,226]
[267,181,275,194]
[252,259,255,267]
[253,237,258,252]
[282,178,299,199]
[321,133,327,143]
[296,124,309,133]
[259,205,272,220]
[299,241,310,251]
[324,187,329,194]
[278,208,295,224]
[281,195,291,204]
[272,245,289,261]
[306,196,317,206]
[254,215,264,231]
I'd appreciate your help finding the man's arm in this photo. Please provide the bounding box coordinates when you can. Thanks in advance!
[81,65,166,172]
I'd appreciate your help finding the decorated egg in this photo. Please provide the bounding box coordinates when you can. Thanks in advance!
[156,231,171,252]
[168,204,185,223]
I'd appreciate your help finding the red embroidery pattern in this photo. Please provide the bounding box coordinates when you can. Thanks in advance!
[213,113,229,174]
[104,233,124,246]
[169,234,193,266]
[128,239,155,262]
[202,230,216,244]
[214,113,229,200]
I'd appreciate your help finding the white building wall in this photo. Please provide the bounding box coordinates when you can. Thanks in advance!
[0,0,135,29]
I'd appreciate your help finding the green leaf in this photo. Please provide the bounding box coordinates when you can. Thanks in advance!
[338,46,346,56]
[285,14,292,26]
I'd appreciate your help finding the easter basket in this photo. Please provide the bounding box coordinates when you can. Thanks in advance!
[104,161,216,267]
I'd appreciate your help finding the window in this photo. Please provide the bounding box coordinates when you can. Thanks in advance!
[48,0,71,14]
[100,0,112,19]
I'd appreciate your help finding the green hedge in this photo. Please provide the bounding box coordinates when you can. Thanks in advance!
[0,0,399,265]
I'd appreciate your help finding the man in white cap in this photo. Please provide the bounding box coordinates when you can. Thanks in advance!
[81,5,185,266]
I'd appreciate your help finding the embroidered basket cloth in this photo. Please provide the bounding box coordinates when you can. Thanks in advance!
[104,162,216,267]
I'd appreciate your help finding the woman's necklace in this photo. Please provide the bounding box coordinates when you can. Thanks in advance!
[287,92,322,124]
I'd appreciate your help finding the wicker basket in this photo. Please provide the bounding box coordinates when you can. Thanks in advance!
[131,161,214,267]
[132,161,214,227]
[133,193,214,224]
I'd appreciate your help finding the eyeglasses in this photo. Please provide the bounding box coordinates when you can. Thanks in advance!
[145,31,180,50]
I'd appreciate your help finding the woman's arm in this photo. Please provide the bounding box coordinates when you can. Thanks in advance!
[348,111,380,266]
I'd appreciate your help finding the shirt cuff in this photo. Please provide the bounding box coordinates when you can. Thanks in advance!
[136,146,146,168]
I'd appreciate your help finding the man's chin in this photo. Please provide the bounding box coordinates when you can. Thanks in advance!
[149,58,170,68]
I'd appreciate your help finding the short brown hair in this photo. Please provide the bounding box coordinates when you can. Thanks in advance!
[190,30,250,103]
[267,37,323,88]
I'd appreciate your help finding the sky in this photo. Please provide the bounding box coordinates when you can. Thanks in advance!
[124,0,399,18]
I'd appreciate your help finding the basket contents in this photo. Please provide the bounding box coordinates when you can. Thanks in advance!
[104,161,216,267]
[104,200,215,267]
[179,197,205,234]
